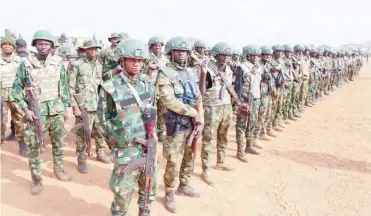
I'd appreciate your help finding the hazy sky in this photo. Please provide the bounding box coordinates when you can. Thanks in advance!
[1,0,370,48]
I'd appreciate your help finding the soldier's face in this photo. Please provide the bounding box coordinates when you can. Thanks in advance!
[85,47,97,59]
[216,54,230,65]
[204,50,210,56]
[232,54,239,61]
[274,51,282,58]
[1,42,14,54]
[123,58,144,75]
[111,37,118,46]
[151,44,162,55]
[172,49,188,64]
[78,49,85,56]
[35,40,52,55]
[195,47,205,55]
[284,51,291,58]
[262,54,270,61]
[248,54,256,63]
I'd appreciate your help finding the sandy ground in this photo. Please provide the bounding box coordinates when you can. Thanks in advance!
[1,64,371,216]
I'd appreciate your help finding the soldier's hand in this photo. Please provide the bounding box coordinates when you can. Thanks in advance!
[148,62,158,70]
[192,113,202,125]
[194,123,204,139]
[112,65,123,76]
[73,107,82,117]
[63,110,69,121]
[23,108,37,122]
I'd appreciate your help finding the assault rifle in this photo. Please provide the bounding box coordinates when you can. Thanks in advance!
[122,105,157,216]
[22,76,45,152]
[70,93,92,157]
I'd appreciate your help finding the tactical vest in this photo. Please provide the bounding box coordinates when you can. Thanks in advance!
[24,54,62,102]
[240,61,261,99]
[260,60,275,95]
[283,58,294,82]
[203,65,233,106]
[75,59,102,111]
[0,54,22,88]
[100,73,154,164]
[162,64,200,134]
[301,57,310,79]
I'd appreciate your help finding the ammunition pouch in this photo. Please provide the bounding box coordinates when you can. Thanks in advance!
[164,110,192,136]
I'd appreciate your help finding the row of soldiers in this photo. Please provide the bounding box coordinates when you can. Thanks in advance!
[0,30,365,216]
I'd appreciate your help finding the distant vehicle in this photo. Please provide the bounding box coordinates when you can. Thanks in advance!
[59,42,78,61]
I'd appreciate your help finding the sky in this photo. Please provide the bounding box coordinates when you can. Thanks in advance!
[1,0,371,49]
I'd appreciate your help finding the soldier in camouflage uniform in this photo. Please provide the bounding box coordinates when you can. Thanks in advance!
[234,45,263,163]
[97,39,158,216]
[100,33,121,81]
[0,34,29,156]
[329,50,339,91]
[257,45,277,139]
[289,45,303,118]
[188,40,208,67]
[307,48,320,105]
[12,30,71,195]
[200,42,242,185]
[145,36,169,142]
[322,48,333,95]
[69,40,111,174]
[156,36,204,213]
[295,45,310,111]
[282,44,297,122]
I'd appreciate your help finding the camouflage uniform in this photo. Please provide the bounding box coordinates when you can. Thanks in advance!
[329,52,339,90]
[69,40,111,173]
[12,30,71,194]
[97,39,158,216]
[323,49,333,95]
[308,49,320,104]
[100,33,119,81]
[299,48,311,107]
[1,36,26,149]
[202,42,235,175]
[282,45,295,121]
[235,45,263,162]
[157,37,204,213]
[291,45,304,116]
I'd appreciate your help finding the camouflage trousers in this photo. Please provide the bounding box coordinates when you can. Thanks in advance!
[236,99,260,151]
[329,74,338,90]
[201,104,233,172]
[1,101,24,143]
[109,163,158,215]
[75,111,106,161]
[290,81,302,114]
[163,129,194,191]
[323,76,331,94]
[269,87,284,128]
[282,82,293,119]
[24,113,66,183]
[257,94,273,135]
[349,69,355,81]
[299,79,309,105]
[156,100,165,138]
[308,78,319,102]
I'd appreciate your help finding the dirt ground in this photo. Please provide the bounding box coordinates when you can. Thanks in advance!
[1,64,371,216]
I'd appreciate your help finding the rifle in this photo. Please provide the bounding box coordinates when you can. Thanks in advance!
[122,105,157,216]
[70,93,92,157]
[190,53,248,114]
[22,76,45,152]
[186,102,203,166]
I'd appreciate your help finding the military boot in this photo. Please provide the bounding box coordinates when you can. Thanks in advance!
[267,130,277,137]
[283,118,291,124]
[138,207,150,216]
[288,114,297,121]
[252,139,264,149]
[215,163,235,171]
[177,184,200,197]
[19,141,30,157]
[305,101,312,107]
[54,168,71,182]
[278,119,286,129]
[97,149,111,164]
[164,191,177,213]
[245,143,261,155]
[201,171,215,186]
[30,181,44,195]
[259,133,272,141]
[4,133,16,141]
[77,158,88,174]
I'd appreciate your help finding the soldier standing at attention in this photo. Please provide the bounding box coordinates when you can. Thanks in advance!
[157,37,204,213]
[97,39,158,216]
[0,34,29,156]
[68,40,111,174]
[234,44,263,163]
[12,30,71,195]
[101,33,120,81]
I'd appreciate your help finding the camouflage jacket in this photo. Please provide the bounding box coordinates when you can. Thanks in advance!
[97,71,156,164]
[1,53,22,102]
[68,57,103,111]
[100,46,116,60]
[143,52,170,83]
[238,60,262,100]
[12,53,69,116]
[102,55,118,81]
[156,62,204,123]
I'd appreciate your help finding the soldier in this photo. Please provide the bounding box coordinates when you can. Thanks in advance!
[289,45,303,119]
[282,44,296,122]
[200,42,246,185]
[100,33,119,59]
[329,50,339,91]
[257,45,277,140]
[97,38,158,216]
[12,30,71,195]
[145,36,169,142]
[188,40,208,67]
[0,34,29,156]
[101,33,123,81]
[157,36,204,213]
[295,44,310,112]
[269,45,286,131]
[307,48,320,105]
[323,47,333,95]
[69,40,111,174]
[234,45,263,163]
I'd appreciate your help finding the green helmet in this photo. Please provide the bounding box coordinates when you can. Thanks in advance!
[211,42,233,57]
[31,30,54,47]
[304,45,310,51]
[115,39,149,60]
[243,44,260,56]
[117,32,129,42]
[1,34,16,47]
[148,36,164,47]
[283,44,294,52]
[82,40,101,49]
[317,48,324,54]
[272,44,284,52]
[164,36,192,55]
[260,45,273,55]
[194,40,207,49]
[310,48,318,54]
[233,48,242,56]
[294,44,305,52]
